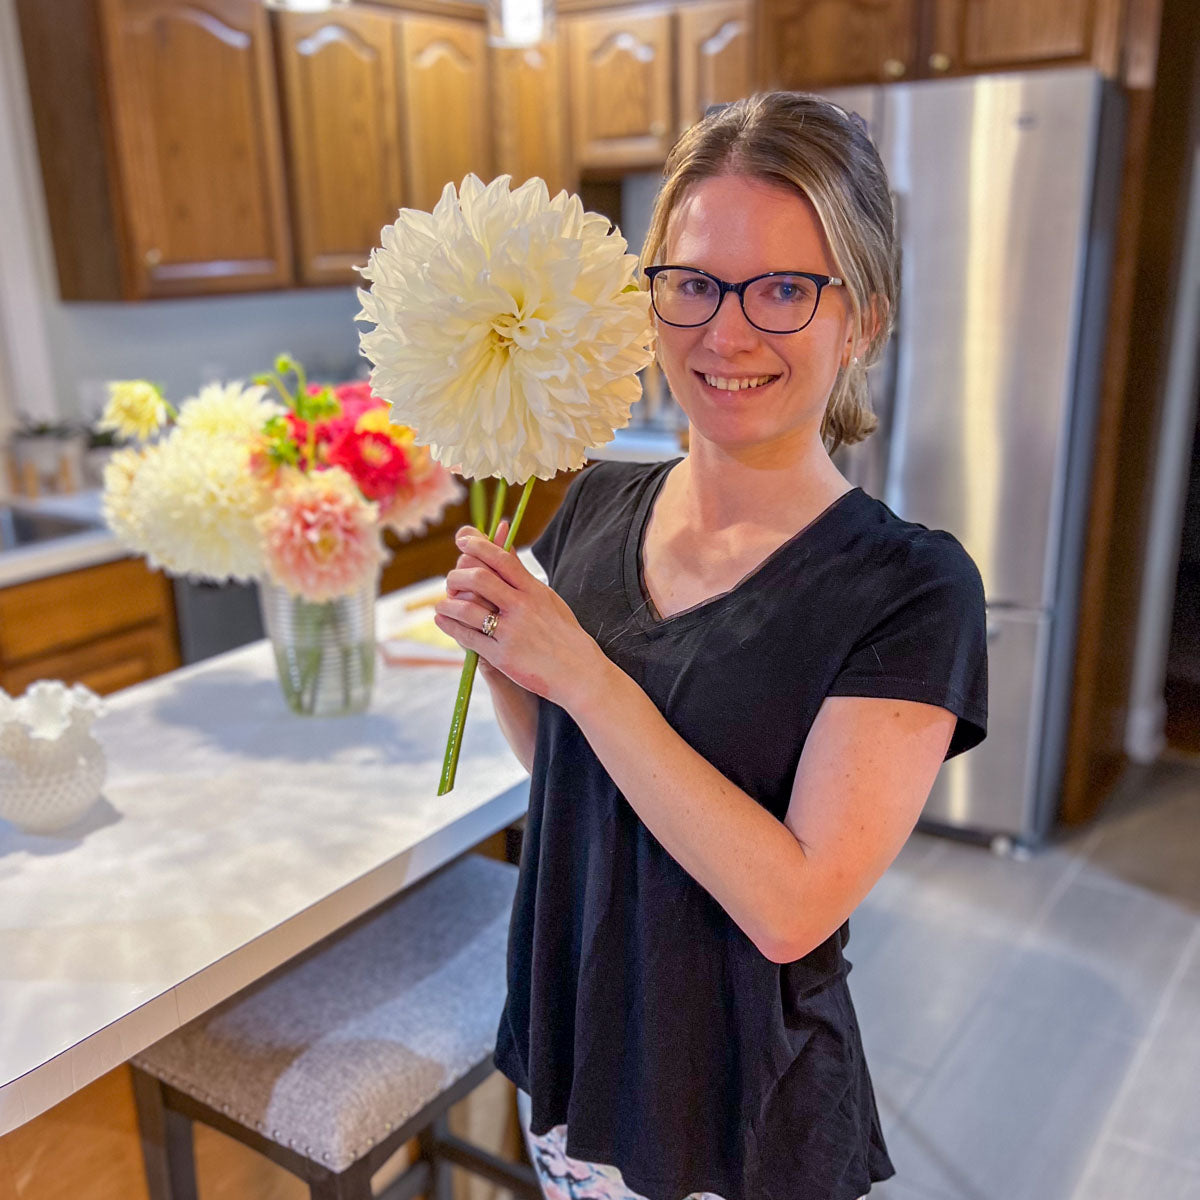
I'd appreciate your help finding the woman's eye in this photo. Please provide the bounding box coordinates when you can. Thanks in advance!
[771,278,813,304]
[679,276,713,297]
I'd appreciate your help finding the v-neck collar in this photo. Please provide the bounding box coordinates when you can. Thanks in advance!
[620,459,863,637]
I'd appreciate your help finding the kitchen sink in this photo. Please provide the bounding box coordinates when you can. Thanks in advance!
[0,505,102,551]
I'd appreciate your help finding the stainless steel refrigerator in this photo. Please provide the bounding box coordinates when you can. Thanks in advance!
[828,69,1125,848]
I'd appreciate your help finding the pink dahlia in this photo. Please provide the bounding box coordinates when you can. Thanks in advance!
[259,467,385,602]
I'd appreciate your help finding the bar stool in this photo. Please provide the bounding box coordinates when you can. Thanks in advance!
[131,853,542,1200]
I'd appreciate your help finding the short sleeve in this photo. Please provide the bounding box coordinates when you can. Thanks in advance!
[530,465,594,584]
[826,534,987,758]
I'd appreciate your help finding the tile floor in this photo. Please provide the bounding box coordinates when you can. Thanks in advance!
[851,757,1200,1200]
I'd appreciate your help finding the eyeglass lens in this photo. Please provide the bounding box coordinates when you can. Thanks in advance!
[650,269,822,333]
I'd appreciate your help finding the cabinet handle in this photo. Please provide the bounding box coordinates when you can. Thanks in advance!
[928,52,952,72]
[882,58,906,79]
[144,247,162,267]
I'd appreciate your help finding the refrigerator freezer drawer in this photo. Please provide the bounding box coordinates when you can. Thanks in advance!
[922,608,1051,842]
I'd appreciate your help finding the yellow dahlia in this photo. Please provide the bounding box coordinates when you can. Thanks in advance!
[99,381,168,441]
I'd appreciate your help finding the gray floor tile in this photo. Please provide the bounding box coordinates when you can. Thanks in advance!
[849,911,1017,1070]
[1082,761,1200,908]
[883,998,1137,1200]
[867,1175,956,1200]
[895,835,1076,938]
[1105,989,1200,1166]
[1071,1139,1200,1200]
[987,877,1195,1040]
[864,1050,927,1120]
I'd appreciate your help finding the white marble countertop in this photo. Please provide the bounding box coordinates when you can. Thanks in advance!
[0,581,530,1135]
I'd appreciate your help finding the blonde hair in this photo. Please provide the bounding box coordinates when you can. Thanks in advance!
[641,92,898,452]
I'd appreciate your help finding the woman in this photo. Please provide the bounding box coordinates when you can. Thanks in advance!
[434,92,987,1200]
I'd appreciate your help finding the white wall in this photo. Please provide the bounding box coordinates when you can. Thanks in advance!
[0,0,366,430]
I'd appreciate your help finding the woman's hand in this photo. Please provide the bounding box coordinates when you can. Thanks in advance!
[434,525,607,710]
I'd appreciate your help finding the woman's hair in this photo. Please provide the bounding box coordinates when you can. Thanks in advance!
[640,91,898,452]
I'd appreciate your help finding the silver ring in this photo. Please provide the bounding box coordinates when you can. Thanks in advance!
[481,612,499,638]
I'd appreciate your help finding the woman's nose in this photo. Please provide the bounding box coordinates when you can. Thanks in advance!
[702,291,759,354]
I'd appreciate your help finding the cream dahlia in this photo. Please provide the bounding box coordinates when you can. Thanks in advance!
[174,381,281,439]
[357,174,655,483]
[120,428,268,582]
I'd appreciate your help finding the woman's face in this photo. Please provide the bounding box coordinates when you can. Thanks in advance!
[655,173,855,457]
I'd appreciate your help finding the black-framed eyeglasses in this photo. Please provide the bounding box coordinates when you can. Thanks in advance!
[644,265,844,334]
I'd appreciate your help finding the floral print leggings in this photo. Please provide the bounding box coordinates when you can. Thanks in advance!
[517,1090,726,1200]
[516,1090,866,1200]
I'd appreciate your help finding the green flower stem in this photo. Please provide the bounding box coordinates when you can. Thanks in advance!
[488,478,508,533]
[470,479,487,530]
[438,476,537,795]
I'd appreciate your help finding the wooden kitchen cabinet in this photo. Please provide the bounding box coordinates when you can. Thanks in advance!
[396,13,493,212]
[759,0,919,88]
[926,0,1123,78]
[565,6,676,172]
[676,0,754,132]
[274,7,407,286]
[0,558,180,697]
[491,41,573,195]
[16,0,293,300]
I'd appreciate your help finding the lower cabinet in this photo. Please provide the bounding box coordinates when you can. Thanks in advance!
[0,557,181,697]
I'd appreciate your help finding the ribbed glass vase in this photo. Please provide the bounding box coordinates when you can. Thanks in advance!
[258,578,377,716]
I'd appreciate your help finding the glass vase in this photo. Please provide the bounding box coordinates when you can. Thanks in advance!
[258,578,377,716]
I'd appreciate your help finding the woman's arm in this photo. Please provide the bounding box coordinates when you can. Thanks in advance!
[436,531,955,963]
[479,662,539,773]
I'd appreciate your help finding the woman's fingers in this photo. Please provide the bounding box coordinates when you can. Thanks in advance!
[455,528,529,589]
[445,564,514,610]
[434,595,494,632]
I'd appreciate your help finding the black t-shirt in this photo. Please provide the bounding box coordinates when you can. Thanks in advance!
[494,458,988,1200]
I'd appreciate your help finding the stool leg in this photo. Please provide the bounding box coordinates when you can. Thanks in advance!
[131,1068,200,1200]
[417,1114,455,1200]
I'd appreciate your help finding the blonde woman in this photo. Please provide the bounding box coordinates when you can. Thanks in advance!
[435,92,987,1200]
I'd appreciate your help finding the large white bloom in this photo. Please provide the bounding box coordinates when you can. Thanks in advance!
[357,174,655,483]
[108,427,268,582]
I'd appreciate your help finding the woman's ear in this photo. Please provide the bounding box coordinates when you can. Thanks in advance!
[842,294,888,367]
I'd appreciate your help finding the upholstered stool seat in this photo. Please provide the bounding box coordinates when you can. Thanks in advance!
[131,853,541,1200]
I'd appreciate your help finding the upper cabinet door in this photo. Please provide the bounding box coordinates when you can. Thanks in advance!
[396,14,493,213]
[927,0,1122,77]
[98,0,292,296]
[759,0,918,88]
[565,7,675,172]
[677,0,754,135]
[491,41,573,196]
[274,9,405,286]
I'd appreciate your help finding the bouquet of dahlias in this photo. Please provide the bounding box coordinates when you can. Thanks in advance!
[101,357,462,600]
[357,175,655,789]
[100,359,463,715]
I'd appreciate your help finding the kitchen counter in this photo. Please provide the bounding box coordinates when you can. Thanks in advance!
[0,490,124,589]
[0,578,530,1136]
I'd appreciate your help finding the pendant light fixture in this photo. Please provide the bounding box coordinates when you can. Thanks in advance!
[263,0,350,12]
[486,0,553,48]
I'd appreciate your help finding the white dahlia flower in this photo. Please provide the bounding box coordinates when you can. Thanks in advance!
[174,381,281,439]
[357,174,655,483]
[113,427,268,582]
